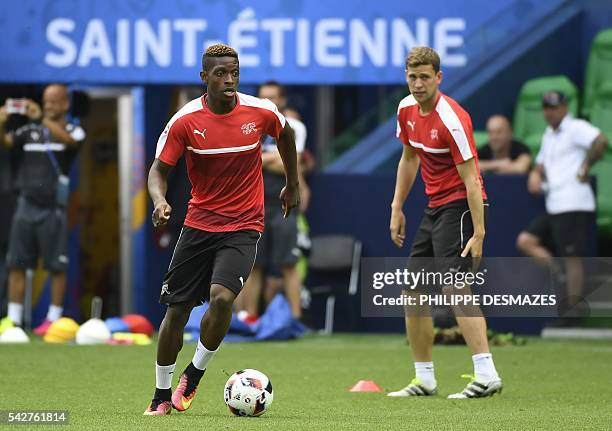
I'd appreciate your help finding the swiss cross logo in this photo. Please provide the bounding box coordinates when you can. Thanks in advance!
[241,122,257,135]
[430,128,438,140]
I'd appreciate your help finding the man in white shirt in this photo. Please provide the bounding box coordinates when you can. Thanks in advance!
[517,91,609,313]
[237,81,309,321]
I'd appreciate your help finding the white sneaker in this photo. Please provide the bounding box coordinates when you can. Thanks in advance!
[447,374,503,399]
[387,377,438,397]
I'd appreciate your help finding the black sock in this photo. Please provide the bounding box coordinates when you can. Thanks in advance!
[154,388,172,401]
[184,362,206,385]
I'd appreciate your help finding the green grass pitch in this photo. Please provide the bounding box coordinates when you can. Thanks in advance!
[1,334,611,430]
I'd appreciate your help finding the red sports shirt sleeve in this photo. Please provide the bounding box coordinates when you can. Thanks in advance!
[155,119,186,166]
[262,100,286,140]
[436,96,475,165]
[396,109,409,146]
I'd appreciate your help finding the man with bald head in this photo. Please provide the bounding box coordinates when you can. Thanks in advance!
[478,115,531,174]
[0,84,85,335]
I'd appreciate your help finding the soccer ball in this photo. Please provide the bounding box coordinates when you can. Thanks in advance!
[224,369,273,417]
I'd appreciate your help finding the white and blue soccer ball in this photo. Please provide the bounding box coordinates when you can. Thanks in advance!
[224,369,274,417]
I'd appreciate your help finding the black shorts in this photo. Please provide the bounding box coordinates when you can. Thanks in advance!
[255,209,300,269]
[408,199,488,275]
[524,211,592,257]
[160,227,261,305]
[6,197,68,272]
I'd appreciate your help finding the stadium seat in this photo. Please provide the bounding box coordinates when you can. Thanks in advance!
[473,130,488,149]
[305,235,362,335]
[583,28,612,118]
[590,80,612,145]
[524,133,544,155]
[591,154,612,237]
[513,75,579,155]
[583,79,612,236]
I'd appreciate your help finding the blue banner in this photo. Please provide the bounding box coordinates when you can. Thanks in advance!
[0,0,550,84]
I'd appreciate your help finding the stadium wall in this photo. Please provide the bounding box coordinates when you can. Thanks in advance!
[303,173,597,334]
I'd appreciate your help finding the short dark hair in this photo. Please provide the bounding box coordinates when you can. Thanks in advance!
[259,80,285,97]
[202,44,238,71]
[406,47,441,73]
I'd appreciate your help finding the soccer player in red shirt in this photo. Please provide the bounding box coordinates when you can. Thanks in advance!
[144,44,299,415]
[388,47,502,399]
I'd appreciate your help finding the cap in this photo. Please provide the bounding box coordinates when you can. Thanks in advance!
[542,90,568,107]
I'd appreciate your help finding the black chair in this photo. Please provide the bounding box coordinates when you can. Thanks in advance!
[306,235,362,334]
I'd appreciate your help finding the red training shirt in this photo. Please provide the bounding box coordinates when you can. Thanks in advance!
[396,92,487,207]
[156,92,286,232]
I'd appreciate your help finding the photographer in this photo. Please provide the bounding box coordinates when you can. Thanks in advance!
[0,117,15,322]
[0,85,85,334]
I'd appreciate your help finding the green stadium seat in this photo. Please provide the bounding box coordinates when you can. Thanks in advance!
[590,80,612,148]
[473,130,488,149]
[591,154,612,237]
[513,75,579,155]
[583,28,612,118]
[524,133,544,156]
[591,82,612,236]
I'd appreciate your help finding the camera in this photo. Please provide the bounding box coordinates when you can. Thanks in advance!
[4,98,28,115]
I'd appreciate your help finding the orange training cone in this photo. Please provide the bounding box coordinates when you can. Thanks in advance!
[349,380,383,392]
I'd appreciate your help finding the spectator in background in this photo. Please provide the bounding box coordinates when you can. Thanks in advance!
[0,124,15,321]
[516,91,609,316]
[478,115,531,174]
[236,81,308,321]
[0,85,85,334]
